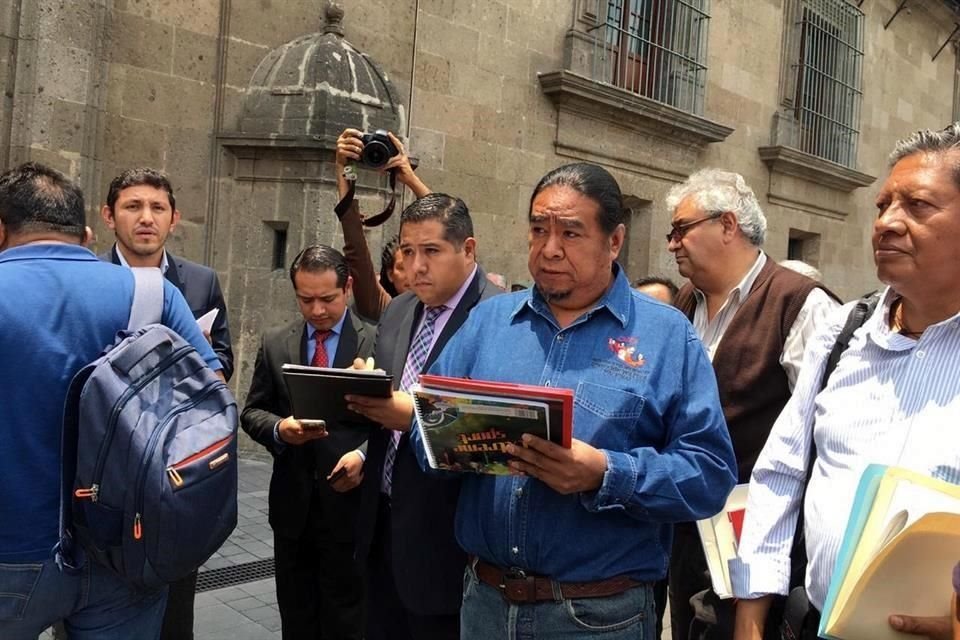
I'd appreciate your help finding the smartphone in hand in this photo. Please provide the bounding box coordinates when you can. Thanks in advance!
[299,419,327,433]
[328,467,348,484]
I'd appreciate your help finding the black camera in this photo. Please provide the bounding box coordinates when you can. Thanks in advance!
[359,130,399,169]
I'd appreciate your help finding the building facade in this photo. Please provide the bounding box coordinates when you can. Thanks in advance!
[2,0,958,401]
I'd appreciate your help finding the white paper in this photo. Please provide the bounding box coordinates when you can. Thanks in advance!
[696,483,749,599]
[196,308,219,334]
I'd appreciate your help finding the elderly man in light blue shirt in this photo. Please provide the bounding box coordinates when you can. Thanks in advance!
[732,124,960,640]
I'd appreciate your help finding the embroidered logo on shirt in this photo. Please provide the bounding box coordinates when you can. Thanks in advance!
[607,337,645,368]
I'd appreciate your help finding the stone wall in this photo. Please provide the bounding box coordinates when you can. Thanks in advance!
[3,0,959,405]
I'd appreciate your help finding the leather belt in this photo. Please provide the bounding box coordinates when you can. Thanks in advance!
[473,559,640,604]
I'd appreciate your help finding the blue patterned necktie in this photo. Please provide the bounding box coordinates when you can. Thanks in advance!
[381,305,446,495]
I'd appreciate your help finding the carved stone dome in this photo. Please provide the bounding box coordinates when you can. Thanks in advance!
[238,2,404,143]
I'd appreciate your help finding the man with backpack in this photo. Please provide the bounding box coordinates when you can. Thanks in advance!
[99,167,235,640]
[0,163,223,640]
[731,125,960,640]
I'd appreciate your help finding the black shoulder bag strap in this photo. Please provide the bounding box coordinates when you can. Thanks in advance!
[334,168,399,227]
[780,291,880,639]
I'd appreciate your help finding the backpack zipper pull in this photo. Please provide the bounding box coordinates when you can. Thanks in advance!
[74,484,99,502]
[166,467,184,487]
[133,513,142,540]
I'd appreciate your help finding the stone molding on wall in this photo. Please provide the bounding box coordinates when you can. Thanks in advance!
[220,134,330,151]
[758,144,876,193]
[219,134,403,199]
[766,193,849,221]
[538,70,734,149]
[219,134,330,181]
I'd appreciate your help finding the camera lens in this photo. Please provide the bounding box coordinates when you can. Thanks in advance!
[363,143,388,167]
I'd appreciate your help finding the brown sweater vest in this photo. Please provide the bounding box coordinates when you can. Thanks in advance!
[675,257,824,482]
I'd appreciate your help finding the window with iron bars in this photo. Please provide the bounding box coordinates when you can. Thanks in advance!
[791,0,864,167]
[594,0,710,115]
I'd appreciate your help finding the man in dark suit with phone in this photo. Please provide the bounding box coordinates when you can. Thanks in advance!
[241,245,374,640]
[346,193,498,640]
[98,168,234,640]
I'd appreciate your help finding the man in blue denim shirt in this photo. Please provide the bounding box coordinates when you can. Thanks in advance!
[411,163,737,639]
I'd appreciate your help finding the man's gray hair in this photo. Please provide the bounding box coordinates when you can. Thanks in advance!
[889,123,960,184]
[665,168,767,246]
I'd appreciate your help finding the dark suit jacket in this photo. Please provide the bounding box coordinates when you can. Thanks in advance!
[102,246,235,380]
[355,265,499,616]
[240,311,376,540]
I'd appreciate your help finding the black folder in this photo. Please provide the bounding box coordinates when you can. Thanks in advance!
[281,364,393,428]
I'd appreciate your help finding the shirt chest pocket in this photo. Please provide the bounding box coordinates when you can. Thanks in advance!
[574,381,646,448]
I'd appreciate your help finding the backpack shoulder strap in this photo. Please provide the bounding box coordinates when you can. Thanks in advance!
[56,267,165,571]
[819,291,881,392]
[788,291,882,588]
[128,267,165,330]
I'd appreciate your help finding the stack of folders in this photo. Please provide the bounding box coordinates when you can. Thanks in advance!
[411,374,573,476]
[696,483,749,599]
[819,465,960,640]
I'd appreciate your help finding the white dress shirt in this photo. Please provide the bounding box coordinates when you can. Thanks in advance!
[691,253,838,390]
[730,287,960,610]
[114,244,170,274]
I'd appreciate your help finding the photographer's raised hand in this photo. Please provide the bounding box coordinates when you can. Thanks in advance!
[382,132,431,198]
[335,128,364,167]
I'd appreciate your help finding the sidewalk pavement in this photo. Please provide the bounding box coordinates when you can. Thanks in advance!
[191,453,280,639]
[41,453,281,639]
[42,452,674,639]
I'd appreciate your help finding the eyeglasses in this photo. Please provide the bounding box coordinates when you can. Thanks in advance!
[665,212,722,243]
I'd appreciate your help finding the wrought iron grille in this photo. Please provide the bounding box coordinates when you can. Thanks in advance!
[592,0,710,115]
[792,0,864,166]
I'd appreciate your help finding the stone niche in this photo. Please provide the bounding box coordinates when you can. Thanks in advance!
[214,3,405,402]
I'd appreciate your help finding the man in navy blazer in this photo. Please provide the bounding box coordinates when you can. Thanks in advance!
[99,168,233,381]
[99,168,234,639]
[347,194,499,640]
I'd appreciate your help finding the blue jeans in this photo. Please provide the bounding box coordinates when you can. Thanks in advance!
[461,563,654,639]
[0,557,167,640]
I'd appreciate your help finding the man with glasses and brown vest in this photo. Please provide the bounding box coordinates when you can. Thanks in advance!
[665,169,839,640]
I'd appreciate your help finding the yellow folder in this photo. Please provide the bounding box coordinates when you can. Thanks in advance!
[821,466,960,640]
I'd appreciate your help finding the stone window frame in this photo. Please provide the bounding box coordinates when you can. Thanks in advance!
[787,228,822,269]
[618,195,654,279]
[596,0,710,115]
[759,0,874,192]
[953,45,960,124]
[541,0,732,150]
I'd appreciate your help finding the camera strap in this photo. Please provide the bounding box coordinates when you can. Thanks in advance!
[334,168,398,227]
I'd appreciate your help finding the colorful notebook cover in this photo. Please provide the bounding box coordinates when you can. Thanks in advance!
[417,374,573,447]
[411,375,573,475]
